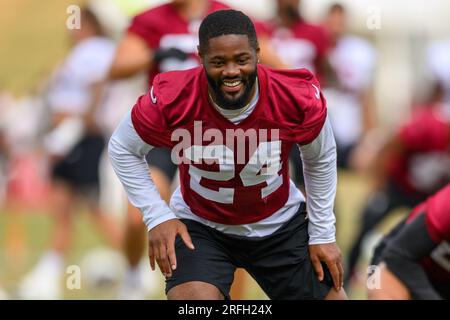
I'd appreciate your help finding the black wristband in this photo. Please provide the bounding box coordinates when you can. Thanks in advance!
[153,47,188,64]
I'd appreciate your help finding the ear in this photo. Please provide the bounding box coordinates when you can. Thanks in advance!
[256,44,261,63]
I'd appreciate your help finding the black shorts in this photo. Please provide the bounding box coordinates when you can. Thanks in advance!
[370,218,450,299]
[52,133,105,198]
[336,143,356,169]
[370,219,407,269]
[166,204,334,300]
[145,148,178,181]
[289,147,304,188]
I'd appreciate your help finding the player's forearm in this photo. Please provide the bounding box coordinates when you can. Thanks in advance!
[370,136,401,190]
[83,81,105,132]
[109,59,150,79]
[259,37,288,69]
[108,111,177,230]
[109,34,152,79]
[361,89,377,133]
[299,117,337,244]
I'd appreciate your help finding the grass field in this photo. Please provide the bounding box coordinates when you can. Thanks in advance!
[0,170,408,300]
[0,0,85,96]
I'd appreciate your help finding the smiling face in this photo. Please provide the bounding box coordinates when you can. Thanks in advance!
[199,34,260,110]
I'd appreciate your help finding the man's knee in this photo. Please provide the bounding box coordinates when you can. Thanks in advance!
[167,281,224,300]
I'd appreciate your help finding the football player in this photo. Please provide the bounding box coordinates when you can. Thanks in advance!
[368,184,450,300]
[345,83,450,286]
[109,9,346,300]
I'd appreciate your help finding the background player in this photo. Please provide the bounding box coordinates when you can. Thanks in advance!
[322,3,377,169]
[16,7,123,299]
[345,82,450,287]
[255,0,330,189]
[368,184,450,300]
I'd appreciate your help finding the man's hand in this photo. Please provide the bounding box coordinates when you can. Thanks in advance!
[309,242,344,291]
[148,219,195,278]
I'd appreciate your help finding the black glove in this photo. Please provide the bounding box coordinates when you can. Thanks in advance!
[153,47,189,64]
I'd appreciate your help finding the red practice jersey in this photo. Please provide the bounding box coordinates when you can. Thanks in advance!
[388,106,450,198]
[408,184,450,283]
[131,65,327,224]
[128,1,230,87]
[257,19,329,81]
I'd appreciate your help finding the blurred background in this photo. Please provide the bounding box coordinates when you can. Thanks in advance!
[0,0,449,300]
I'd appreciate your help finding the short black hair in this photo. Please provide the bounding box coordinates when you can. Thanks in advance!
[328,3,345,14]
[198,10,258,54]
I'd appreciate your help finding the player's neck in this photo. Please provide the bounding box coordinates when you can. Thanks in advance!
[277,9,302,28]
[174,0,209,21]
[329,32,343,47]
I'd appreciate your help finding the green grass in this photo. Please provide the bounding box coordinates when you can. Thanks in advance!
[0,0,86,96]
[0,208,115,299]
[0,170,406,300]
[0,207,269,300]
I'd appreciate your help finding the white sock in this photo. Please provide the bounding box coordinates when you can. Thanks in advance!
[36,251,64,275]
[124,265,141,287]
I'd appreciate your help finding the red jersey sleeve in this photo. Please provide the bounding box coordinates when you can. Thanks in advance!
[283,70,327,145]
[131,75,173,148]
[296,76,327,145]
[425,184,450,243]
[314,25,330,59]
[264,67,327,145]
